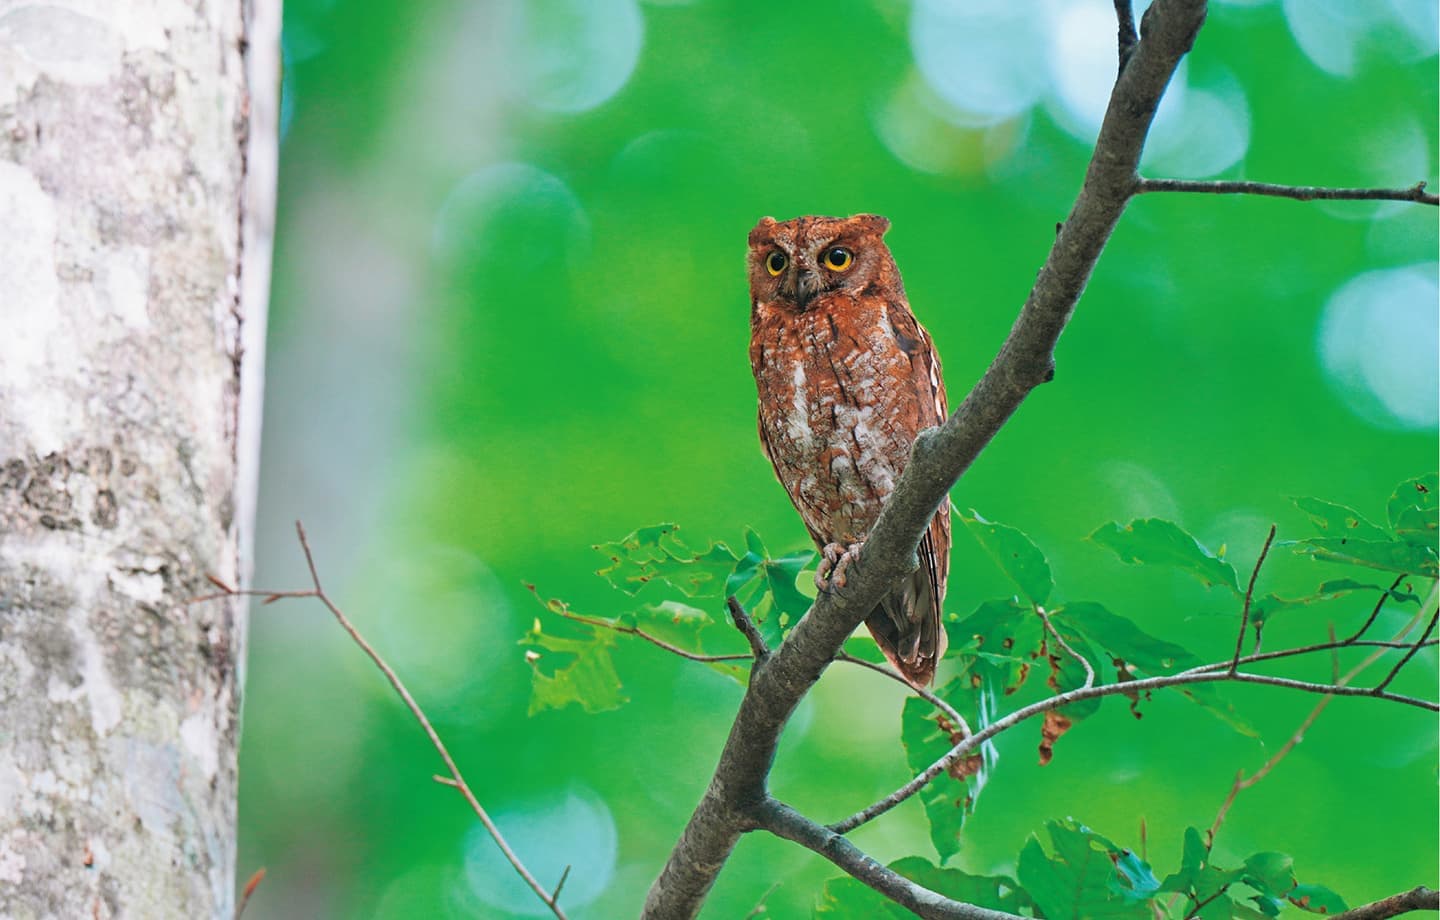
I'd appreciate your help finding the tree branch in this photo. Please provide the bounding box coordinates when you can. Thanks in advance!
[1136,178,1439,205]
[728,595,771,661]
[198,524,571,920]
[1233,524,1277,670]
[758,799,1019,920]
[830,657,1436,836]
[640,0,1438,912]
[641,3,1225,913]
[1331,887,1440,920]
[1114,0,1138,70]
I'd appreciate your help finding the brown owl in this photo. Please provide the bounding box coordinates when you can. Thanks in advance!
[747,213,950,688]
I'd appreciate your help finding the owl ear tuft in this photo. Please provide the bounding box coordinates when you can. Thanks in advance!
[749,216,779,246]
[852,213,891,236]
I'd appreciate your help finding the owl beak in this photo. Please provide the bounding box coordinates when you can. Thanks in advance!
[793,268,819,310]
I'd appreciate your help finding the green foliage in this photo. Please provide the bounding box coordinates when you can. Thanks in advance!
[815,857,1030,918]
[1287,475,1439,577]
[1089,519,1240,592]
[961,510,1054,606]
[1016,820,1153,920]
[520,616,625,715]
[535,478,1432,907]
[1161,828,1350,919]
[524,524,813,712]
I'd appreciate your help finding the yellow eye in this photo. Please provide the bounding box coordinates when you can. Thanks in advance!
[765,251,788,276]
[823,247,854,271]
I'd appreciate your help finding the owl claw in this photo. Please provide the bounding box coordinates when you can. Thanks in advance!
[815,542,864,591]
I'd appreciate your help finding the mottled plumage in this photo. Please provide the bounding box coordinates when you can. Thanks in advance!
[747,213,950,688]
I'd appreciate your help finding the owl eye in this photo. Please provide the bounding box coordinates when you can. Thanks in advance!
[823,247,854,271]
[765,251,788,276]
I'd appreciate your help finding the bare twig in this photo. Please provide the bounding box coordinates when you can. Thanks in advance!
[836,651,973,737]
[728,595,771,660]
[743,882,782,919]
[1233,524,1277,671]
[1374,609,1439,693]
[760,799,1016,920]
[1346,575,1407,643]
[1136,177,1439,205]
[234,867,266,920]
[1113,0,1138,70]
[538,591,751,664]
[830,660,1437,836]
[1039,606,1094,689]
[1332,886,1440,920]
[201,523,571,920]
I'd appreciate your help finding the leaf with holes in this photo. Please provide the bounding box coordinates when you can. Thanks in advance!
[1090,519,1239,592]
[1017,820,1151,920]
[594,523,739,597]
[1388,474,1438,548]
[520,618,625,715]
[901,677,993,863]
[1292,496,1389,542]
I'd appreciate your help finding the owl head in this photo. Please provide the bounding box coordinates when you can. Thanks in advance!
[747,213,901,312]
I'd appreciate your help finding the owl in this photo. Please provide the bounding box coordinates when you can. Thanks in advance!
[747,213,950,688]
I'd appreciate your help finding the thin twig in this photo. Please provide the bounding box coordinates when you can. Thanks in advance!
[835,651,973,738]
[1184,639,1436,674]
[552,865,572,903]
[1039,606,1094,689]
[202,523,571,920]
[1374,610,1439,693]
[1113,0,1137,70]
[1346,574,1407,643]
[727,595,770,660]
[1136,177,1439,205]
[1233,525,1277,671]
[829,661,1437,835]
[541,593,752,664]
[234,867,266,920]
[743,881,783,919]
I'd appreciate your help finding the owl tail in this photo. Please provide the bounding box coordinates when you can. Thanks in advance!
[866,564,948,689]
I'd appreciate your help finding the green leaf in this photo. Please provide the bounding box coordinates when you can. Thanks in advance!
[813,877,908,919]
[1160,827,1209,893]
[1089,519,1240,592]
[944,598,1041,693]
[962,510,1054,606]
[1241,852,1295,899]
[902,682,987,863]
[1249,578,1420,630]
[1290,537,1437,577]
[520,618,625,715]
[1388,474,1439,548]
[619,600,748,683]
[593,524,739,597]
[887,857,1033,914]
[815,859,1031,919]
[1288,884,1348,915]
[1054,603,1255,736]
[1292,496,1389,542]
[1017,822,1151,920]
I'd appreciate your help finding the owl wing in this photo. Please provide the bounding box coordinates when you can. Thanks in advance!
[868,297,951,686]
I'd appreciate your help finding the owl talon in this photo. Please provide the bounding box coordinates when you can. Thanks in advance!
[815,542,864,591]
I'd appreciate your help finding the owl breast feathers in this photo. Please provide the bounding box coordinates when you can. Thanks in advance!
[747,213,951,688]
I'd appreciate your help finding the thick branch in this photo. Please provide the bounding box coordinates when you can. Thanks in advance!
[1136,178,1439,205]
[758,799,1019,920]
[1332,887,1440,920]
[640,4,1210,915]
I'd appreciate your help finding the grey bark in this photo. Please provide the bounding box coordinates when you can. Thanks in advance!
[0,1,278,917]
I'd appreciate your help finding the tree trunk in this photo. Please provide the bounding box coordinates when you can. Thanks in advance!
[0,0,277,916]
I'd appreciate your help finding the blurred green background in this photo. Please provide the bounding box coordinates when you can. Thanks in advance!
[239,1,1439,916]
